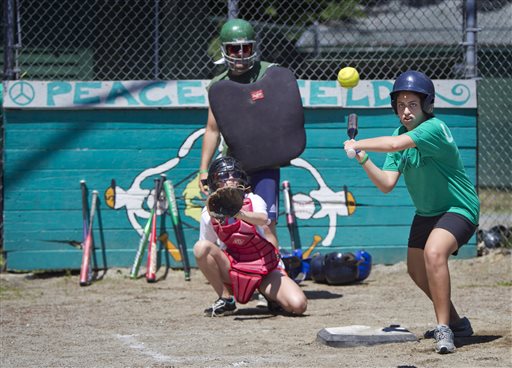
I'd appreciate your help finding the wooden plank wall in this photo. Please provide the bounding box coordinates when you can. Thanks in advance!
[2,108,477,271]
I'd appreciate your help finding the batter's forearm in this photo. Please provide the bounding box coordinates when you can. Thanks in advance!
[359,157,397,193]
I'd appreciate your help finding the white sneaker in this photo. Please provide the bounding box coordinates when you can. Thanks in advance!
[256,293,268,308]
[434,325,456,354]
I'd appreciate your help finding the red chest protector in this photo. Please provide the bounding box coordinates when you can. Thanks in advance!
[212,198,279,304]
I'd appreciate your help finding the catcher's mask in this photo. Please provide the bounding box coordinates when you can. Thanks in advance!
[207,156,249,192]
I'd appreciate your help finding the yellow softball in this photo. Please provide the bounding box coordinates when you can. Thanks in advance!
[337,67,360,88]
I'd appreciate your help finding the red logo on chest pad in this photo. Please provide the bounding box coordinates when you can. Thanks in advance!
[251,89,264,101]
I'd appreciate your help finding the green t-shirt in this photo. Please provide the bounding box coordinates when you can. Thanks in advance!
[207,61,277,89]
[382,117,480,225]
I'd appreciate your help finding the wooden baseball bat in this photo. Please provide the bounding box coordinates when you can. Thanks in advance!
[79,190,98,286]
[302,235,322,259]
[163,180,191,281]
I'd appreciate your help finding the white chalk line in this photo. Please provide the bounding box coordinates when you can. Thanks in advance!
[115,334,175,364]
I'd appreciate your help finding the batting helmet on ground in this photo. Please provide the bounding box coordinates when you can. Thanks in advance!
[354,249,372,281]
[324,252,359,285]
[310,253,326,283]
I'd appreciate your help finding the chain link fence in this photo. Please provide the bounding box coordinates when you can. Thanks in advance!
[2,0,511,241]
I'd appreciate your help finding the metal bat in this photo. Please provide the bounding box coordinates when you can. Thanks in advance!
[146,177,164,283]
[79,190,98,286]
[282,180,302,251]
[163,180,191,281]
[80,180,89,245]
[129,206,155,279]
[346,113,359,159]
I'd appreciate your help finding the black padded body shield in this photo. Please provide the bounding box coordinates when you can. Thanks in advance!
[208,66,305,173]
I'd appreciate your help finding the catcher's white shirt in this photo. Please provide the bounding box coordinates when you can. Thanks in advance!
[199,192,267,249]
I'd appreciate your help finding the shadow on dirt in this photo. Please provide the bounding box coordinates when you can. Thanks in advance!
[455,335,503,347]
[303,290,343,300]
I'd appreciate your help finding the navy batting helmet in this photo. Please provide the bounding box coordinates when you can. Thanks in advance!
[207,156,249,192]
[482,225,511,249]
[310,253,326,283]
[390,70,435,114]
[324,252,359,285]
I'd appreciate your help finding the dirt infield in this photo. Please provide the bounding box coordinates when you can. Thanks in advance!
[1,249,511,368]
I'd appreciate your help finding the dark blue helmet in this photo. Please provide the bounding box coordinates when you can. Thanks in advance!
[390,70,435,114]
[324,252,359,285]
[310,253,326,283]
[207,156,249,192]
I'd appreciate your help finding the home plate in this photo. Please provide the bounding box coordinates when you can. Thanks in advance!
[317,325,417,347]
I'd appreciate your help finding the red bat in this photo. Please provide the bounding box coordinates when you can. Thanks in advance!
[346,113,359,159]
[80,190,98,286]
[146,177,163,283]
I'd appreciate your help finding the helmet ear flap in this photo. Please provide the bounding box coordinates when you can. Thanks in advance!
[422,97,434,114]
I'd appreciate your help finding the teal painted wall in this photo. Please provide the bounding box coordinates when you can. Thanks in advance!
[2,108,477,271]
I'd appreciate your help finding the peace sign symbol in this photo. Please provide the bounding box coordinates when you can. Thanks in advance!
[8,81,35,106]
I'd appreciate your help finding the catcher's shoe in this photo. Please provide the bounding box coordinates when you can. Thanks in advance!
[204,297,237,317]
[256,293,268,308]
[259,294,285,315]
[424,317,473,339]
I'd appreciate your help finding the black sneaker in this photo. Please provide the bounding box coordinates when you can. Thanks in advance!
[204,297,237,317]
[424,316,473,339]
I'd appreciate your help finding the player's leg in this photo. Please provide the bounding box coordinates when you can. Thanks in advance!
[408,248,460,322]
[193,240,231,297]
[194,240,236,316]
[407,214,463,338]
[259,269,307,315]
[249,168,280,247]
[424,213,477,353]
[423,229,458,326]
[423,228,458,353]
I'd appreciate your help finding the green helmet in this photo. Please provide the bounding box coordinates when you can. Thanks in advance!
[219,19,257,71]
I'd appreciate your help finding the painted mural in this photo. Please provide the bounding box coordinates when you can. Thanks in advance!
[2,79,478,270]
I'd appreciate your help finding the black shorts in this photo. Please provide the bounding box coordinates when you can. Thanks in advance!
[408,212,477,255]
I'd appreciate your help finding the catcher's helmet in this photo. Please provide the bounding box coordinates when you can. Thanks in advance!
[219,19,257,71]
[390,70,435,114]
[324,252,359,285]
[207,156,249,192]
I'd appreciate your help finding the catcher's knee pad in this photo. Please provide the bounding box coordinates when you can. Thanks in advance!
[229,269,263,304]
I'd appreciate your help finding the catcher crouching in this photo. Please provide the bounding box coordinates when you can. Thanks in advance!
[194,156,307,317]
